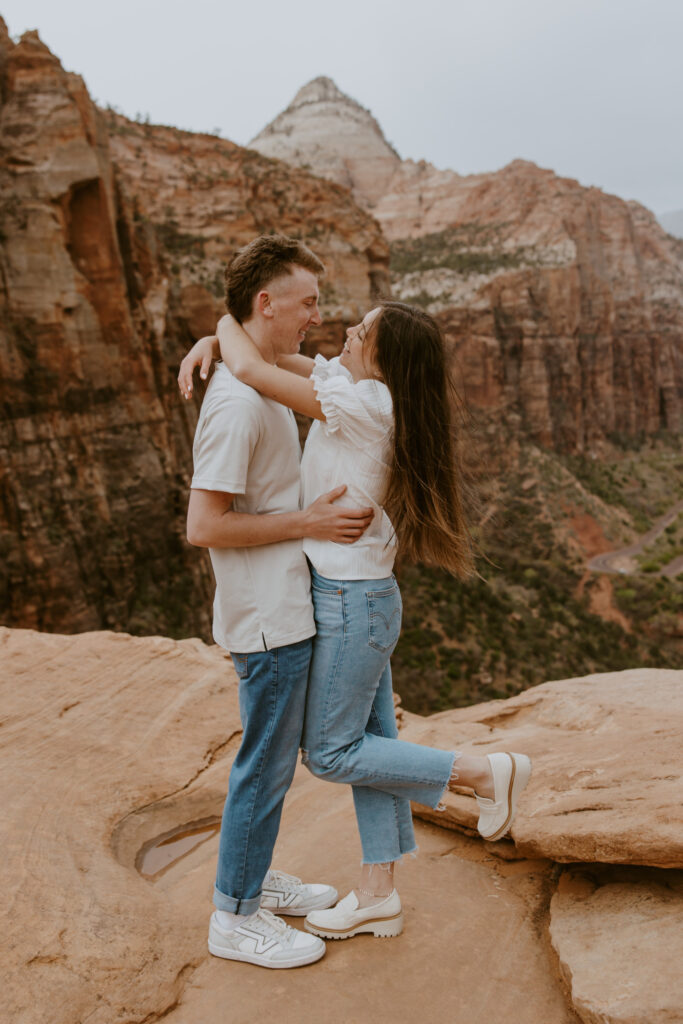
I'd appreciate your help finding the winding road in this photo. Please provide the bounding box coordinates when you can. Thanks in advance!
[587,497,683,578]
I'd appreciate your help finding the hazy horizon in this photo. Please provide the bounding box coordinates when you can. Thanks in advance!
[2,0,682,216]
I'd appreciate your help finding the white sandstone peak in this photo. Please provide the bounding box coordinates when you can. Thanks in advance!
[249,76,401,207]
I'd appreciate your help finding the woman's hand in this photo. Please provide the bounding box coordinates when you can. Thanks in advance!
[178,335,219,400]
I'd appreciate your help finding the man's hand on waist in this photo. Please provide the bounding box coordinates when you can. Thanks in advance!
[302,485,374,545]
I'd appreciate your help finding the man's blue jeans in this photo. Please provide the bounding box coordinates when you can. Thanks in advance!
[213,637,312,915]
[302,568,456,864]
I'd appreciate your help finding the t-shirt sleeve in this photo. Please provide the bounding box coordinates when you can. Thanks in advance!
[311,369,393,449]
[191,397,261,494]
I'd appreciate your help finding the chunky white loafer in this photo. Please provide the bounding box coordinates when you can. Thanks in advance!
[305,889,403,940]
[475,752,532,841]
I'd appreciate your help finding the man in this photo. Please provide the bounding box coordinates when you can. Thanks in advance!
[183,235,373,968]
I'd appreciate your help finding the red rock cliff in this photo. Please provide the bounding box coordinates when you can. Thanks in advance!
[252,78,683,451]
[0,24,389,634]
[386,160,683,450]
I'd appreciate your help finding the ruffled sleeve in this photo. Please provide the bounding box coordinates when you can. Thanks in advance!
[310,359,393,448]
[311,354,353,382]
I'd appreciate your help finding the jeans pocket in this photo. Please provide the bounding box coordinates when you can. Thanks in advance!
[231,653,249,679]
[367,585,402,652]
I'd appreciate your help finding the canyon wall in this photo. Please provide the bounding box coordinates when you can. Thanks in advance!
[251,80,683,451]
[0,25,388,635]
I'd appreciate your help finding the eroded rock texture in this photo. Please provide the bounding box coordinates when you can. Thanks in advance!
[4,627,681,1024]
[402,667,683,868]
[550,865,683,1024]
[251,78,683,451]
[0,627,571,1024]
[250,76,401,208]
[0,25,388,635]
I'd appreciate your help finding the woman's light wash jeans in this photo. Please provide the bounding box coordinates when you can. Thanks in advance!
[302,568,456,864]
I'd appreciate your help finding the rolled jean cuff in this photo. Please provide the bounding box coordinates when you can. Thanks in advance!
[213,884,262,916]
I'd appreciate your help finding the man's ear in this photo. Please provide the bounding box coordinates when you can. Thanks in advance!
[255,289,274,319]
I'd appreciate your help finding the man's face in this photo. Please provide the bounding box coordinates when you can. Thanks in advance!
[266,265,322,357]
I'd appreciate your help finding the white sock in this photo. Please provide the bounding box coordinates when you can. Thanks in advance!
[215,909,257,931]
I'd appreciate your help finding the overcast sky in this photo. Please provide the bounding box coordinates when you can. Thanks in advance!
[3,0,681,214]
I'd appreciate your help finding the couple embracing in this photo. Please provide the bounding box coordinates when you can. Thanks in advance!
[179,234,531,969]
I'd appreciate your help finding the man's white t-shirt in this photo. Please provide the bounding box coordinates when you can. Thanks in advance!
[191,362,315,653]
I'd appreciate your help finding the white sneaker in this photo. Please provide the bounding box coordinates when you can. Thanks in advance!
[208,908,325,969]
[260,869,337,916]
[305,889,403,940]
[475,752,532,841]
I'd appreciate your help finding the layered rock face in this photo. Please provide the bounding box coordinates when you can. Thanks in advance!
[0,26,388,634]
[3,626,681,1024]
[252,79,683,451]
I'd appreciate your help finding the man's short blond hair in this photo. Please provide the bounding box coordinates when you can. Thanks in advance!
[225,235,325,323]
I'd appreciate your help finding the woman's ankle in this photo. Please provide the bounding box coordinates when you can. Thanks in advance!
[354,886,394,909]
[448,754,494,799]
[356,861,395,907]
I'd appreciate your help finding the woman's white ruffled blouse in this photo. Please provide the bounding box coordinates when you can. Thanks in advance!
[301,355,398,580]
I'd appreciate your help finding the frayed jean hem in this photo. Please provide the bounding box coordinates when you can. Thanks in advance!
[435,750,462,812]
[361,844,419,865]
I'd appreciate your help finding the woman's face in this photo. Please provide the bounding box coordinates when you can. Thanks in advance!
[339,307,382,382]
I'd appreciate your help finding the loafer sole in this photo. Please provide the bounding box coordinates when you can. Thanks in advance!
[305,911,404,940]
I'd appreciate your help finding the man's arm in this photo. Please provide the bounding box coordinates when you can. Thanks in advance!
[187,486,374,548]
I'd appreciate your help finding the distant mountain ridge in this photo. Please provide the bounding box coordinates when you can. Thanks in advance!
[251,77,683,450]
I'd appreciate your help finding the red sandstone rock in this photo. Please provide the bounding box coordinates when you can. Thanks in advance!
[401,668,683,868]
[550,865,683,1024]
[0,627,576,1023]
[3,627,681,1023]
[251,78,683,450]
[0,24,388,635]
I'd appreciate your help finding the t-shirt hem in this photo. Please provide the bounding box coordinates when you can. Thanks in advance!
[213,623,316,655]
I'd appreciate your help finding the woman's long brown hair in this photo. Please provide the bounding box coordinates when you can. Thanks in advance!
[372,302,474,578]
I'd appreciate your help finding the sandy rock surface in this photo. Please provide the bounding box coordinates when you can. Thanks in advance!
[2,627,239,1024]
[401,668,683,868]
[550,865,683,1024]
[4,627,682,1023]
[2,627,577,1024]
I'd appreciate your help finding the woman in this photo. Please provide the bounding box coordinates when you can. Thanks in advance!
[179,302,531,940]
